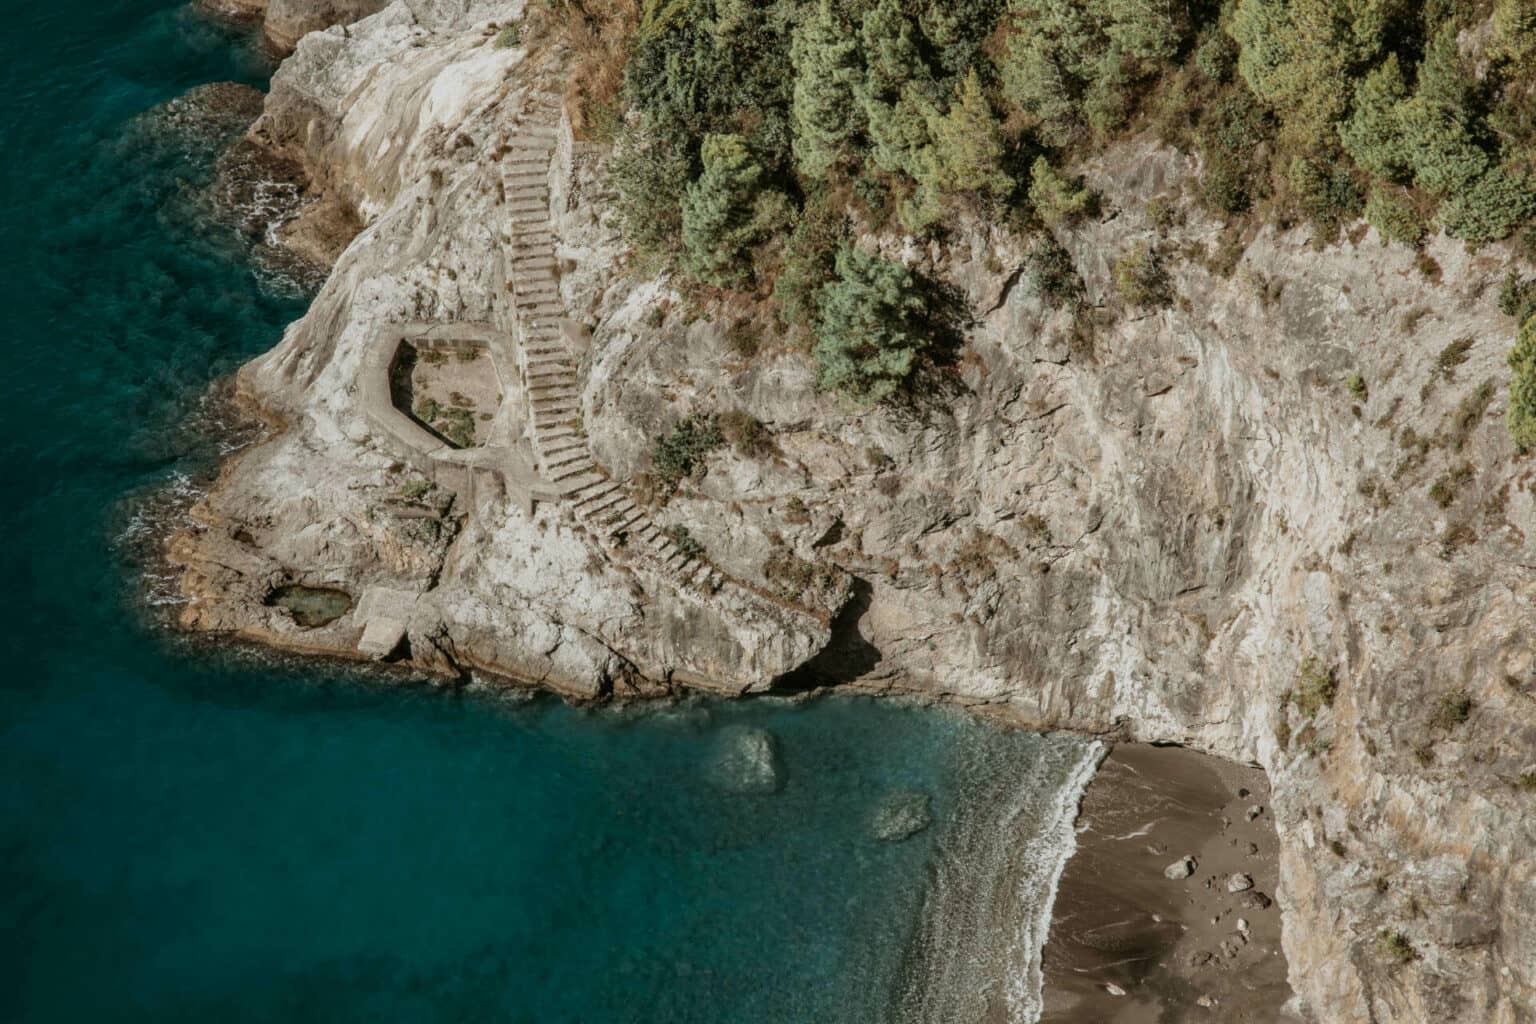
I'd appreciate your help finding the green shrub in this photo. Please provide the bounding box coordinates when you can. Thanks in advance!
[1028,157,1095,228]
[718,409,772,457]
[664,523,705,559]
[494,23,521,49]
[773,191,846,329]
[813,246,931,402]
[1431,689,1474,729]
[1112,242,1172,308]
[1025,234,1083,309]
[1346,374,1368,401]
[1364,187,1426,247]
[1376,929,1416,964]
[1439,166,1536,244]
[1195,89,1271,215]
[1294,657,1338,719]
[1499,272,1536,322]
[652,413,723,483]
[1507,314,1536,450]
[1194,28,1238,82]
[1289,155,1362,234]
[607,124,693,256]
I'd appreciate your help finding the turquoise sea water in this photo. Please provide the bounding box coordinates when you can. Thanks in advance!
[0,4,1094,1021]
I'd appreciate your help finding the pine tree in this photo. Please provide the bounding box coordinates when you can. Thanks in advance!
[859,0,935,179]
[789,0,865,180]
[1096,0,1181,62]
[921,70,1013,198]
[1397,23,1490,195]
[1027,157,1094,227]
[680,133,782,286]
[814,246,931,402]
[1339,55,1410,181]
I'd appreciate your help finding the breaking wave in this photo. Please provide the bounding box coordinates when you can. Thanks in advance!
[893,733,1105,1023]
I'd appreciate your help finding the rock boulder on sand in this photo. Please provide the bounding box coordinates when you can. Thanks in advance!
[1164,855,1197,880]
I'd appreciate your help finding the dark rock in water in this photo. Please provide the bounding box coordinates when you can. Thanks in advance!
[870,790,932,842]
[126,82,265,167]
[266,584,353,628]
[211,137,328,292]
[708,726,783,794]
[1239,890,1274,910]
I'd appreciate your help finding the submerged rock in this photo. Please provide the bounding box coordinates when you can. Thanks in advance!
[708,726,783,794]
[870,790,933,842]
[1228,873,1255,893]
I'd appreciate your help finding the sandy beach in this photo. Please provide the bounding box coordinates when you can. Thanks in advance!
[1041,744,1299,1022]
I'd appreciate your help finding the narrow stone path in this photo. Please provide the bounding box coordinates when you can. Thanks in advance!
[500,91,725,594]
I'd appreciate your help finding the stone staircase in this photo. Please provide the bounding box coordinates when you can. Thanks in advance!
[500,92,725,594]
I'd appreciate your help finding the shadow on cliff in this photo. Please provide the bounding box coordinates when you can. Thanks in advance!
[771,576,882,693]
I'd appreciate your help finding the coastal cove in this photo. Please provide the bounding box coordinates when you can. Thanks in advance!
[0,4,1187,1020]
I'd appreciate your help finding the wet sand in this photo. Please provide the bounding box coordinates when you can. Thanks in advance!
[1041,744,1298,1022]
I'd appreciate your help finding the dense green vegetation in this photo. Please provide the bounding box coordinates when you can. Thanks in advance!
[564,0,1536,418]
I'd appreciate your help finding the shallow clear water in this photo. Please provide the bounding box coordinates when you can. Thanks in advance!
[0,4,1092,1021]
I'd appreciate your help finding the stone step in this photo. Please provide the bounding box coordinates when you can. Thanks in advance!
[545,450,588,471]
[540,436,585,456]
[539,425,580,442]
[515,280,559,296]
[517,124,559,138]
[516,268,557,285]
[610,510,646,536]
[582,492,627,519]
[688,562,713,586]
[529,385,580,400]
[515,299,563,315]
[551,460,597,484]
[504,171,548,186]
[506,192,549,206]
[525,358,573,372]
[505,141,556,157]
[567,477,613,501]
[667,553,692,573]
[573,482,619,509]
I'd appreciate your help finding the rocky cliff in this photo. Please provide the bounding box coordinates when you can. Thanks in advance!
[167,2,1536,1020]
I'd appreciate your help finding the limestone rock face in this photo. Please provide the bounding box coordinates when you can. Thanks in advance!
[166,3,1536,1021]
[263,0,389,54]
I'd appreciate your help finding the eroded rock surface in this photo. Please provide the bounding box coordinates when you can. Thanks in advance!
[165,2,1536,1020]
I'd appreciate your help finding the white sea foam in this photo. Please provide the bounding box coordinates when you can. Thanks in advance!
[892,735,1105,1023]
[1003,739,1105,1022]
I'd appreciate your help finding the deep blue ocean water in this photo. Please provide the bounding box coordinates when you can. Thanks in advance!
[0,4,1093,1021]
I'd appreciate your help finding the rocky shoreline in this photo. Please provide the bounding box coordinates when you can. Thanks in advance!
[155,2,1536,1020]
